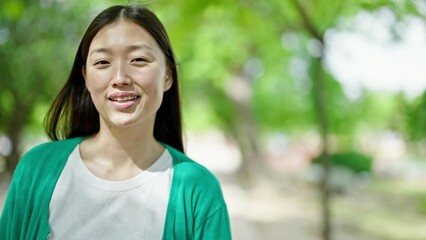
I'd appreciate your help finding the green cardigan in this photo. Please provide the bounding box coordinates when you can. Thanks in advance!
[0,137,231,240]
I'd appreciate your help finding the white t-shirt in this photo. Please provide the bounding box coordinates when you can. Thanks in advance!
[48,145,173,240]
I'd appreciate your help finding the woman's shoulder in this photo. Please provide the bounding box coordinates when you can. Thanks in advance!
[17,137,83,172]
[164,145,228,222]
[23,137,82,159]
[165,144,224,192]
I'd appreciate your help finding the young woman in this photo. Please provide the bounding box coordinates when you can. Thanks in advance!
[0,5,231,240]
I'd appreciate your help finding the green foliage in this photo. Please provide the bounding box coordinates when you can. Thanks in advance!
[359,0,424,17]
[402,91,426,141]
[1,0,25,21]
[0,0,93,133]
[0,0,421,154]
[313,152,373,173]
[157,0,303,132]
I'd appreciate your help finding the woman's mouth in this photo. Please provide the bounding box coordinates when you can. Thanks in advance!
[108,95,140,110]
[110,96,139,103]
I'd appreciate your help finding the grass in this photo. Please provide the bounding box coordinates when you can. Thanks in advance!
[333,177,426,240]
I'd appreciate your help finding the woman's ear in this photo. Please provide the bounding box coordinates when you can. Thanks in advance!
[164,69,173,92]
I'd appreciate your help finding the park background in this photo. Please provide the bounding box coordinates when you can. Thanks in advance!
[1,0,426,239]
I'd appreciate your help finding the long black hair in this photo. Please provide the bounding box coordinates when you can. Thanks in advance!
[44,5,184,152]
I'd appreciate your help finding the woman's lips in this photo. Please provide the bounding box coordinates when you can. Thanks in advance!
[108,94,140,110]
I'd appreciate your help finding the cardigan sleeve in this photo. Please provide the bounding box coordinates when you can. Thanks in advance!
[0,154,29,240]
[166,159,232,240]
[191,170,232,240]
[0,138,83,240]
[194,206,232,240]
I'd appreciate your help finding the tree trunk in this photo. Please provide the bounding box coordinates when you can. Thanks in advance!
[312,53,332,240]
[289,0,333,238]
[233,101,263,188]
[225,73,263,188]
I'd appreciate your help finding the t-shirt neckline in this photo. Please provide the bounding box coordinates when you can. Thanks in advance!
[68,144,172,192]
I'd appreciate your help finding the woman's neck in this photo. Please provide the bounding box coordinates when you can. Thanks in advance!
[79,122,164,180]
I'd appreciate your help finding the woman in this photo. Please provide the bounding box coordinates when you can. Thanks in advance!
[0,5,231,240]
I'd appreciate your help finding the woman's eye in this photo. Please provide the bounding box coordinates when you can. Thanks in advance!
[132,57,148,63]
[94,60,110,66]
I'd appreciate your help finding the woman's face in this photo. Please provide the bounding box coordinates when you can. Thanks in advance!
[83,20,172,130]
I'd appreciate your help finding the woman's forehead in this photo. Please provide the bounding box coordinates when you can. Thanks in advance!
[91,20,155,47]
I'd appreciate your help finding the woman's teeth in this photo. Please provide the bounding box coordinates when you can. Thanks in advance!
[112,96,137,102]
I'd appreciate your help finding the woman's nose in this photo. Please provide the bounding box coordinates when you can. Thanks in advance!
[111,62,131,86]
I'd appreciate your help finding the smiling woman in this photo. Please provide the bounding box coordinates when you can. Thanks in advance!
[0,5,231,240]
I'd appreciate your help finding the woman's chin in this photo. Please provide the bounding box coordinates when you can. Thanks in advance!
[105,117,137,128]
[100,113,155,130]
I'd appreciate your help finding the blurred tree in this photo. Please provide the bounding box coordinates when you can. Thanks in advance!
[404,92,426,141]
[155,0,295,186]
[273,1,423,239]
[398,91,426,157]
[0,0,92,173]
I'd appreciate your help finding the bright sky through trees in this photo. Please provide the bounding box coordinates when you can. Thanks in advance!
[325,8,426,100]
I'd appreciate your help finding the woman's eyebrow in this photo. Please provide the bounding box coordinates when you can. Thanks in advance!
[128,44,154,52]
[89,47,112,56]
[89,44,155,56]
